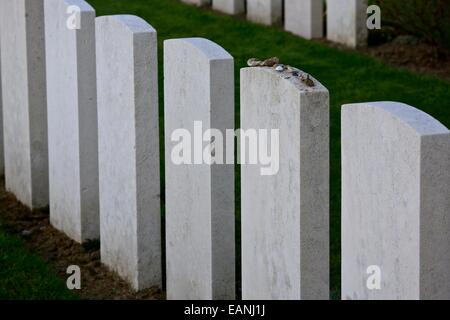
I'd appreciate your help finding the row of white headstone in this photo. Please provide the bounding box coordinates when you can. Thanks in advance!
[0,0,449,300]
[183,0,368,48]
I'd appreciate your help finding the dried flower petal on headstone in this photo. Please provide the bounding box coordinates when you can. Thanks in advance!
[300,74,315,87]
[247,57,280,67]
[262,57,279,67]
[247,58,263,67]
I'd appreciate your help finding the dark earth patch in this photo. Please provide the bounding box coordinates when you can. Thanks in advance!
[364,39,450,82]
[320,36,450,82]
[0,178,164,300]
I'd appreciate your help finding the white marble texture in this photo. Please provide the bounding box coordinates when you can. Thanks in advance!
[164,38,235,300]
[342,102,450,300]
[247,0,283,25]
[241,67,330,300]
[96,15,161,291]
[0,0,48,209]
[285,0,323,39]
[45,0,99,243]
[213,0,245,15]
[327,0,368,48]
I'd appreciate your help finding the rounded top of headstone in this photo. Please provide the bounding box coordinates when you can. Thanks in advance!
[63,0,95,12]
[241,66,328,94]
[164,38,233,61]
[342,102,450,136]
[96,15,156,34]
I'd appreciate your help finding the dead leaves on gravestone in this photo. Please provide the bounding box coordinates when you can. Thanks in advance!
[300,74,315,87]
[247,57,315,87]
[247,57,280,67]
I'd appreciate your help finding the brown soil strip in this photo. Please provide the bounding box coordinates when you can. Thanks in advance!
[0,178,164,300]
[319,38,450,82]
[364,40,450,82]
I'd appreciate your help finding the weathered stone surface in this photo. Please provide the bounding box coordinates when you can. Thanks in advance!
[164,38,235,300]
[0,0,48,209]
[241,67,329,300]
[96,15,161,291]
[45,0,99,243]
[285,0,323,39]
[213,0,245,15]
[247,0,283,25]
[182,0,211,6]
[327,0,368,48]
[342,102,450,300]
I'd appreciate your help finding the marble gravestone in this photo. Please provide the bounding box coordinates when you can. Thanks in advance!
[327,0,368,48]
[241,66,330,300]
[285,0,323,39]
[247,0,283,25]
[164,38,235,300]
[342,102,450,300]
[0,0,48,209]
[213,0,245,15]
[45,0,99,243]
[96,15,162,291]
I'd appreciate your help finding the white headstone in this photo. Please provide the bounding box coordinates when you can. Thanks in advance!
[285,0,323,39]
[213,0,245,15]
[241,67,330,300]
[164,38,235,300]
[327,0,368,48]
[182,0,212,6]
[96,15,161,291]
[342,102,450,300]
[45,0,99,243]
[0,0,48,209]
[247,0,283,25]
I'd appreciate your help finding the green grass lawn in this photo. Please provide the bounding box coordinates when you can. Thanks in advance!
[0,226,76,299]
[1,0,449,299]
